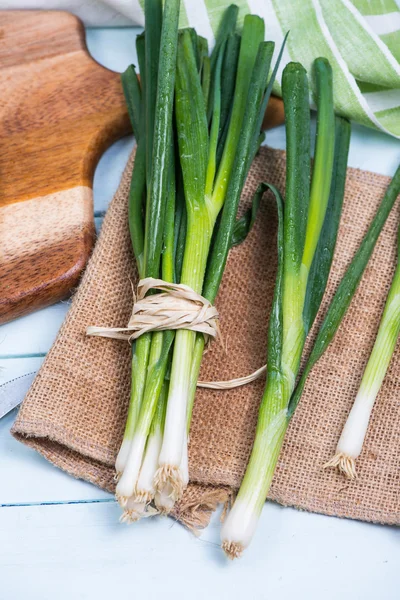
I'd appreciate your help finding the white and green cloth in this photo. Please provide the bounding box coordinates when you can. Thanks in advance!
[119,0,400,137]
[10,0,400,136]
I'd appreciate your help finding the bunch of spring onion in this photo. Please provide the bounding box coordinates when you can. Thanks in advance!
[115,1,286,521]
[221,57,348,558]
[221,58,400,557]
[326,165,400,479]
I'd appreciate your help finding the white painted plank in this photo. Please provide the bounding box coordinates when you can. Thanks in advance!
[95,215,104,234]
[0,357,110,505]
[0,501,398,600]
[93,135,135,214]
[86,27,143,73]
[347,123,400,175]
[0,357,44,383]
[0,408,111,505]
[0,305,68,358]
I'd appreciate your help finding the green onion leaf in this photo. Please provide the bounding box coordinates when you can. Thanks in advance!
[212,15,265,212]
[205,40,225,197]
[121,65,142,140]
[143,0,180,278]
[248,33,288,167]
[203,41,274,302]
[303,116,351,334]
[219,33,240,141]
[208,4,239,122]
[301,58,335,273]
[144,0,162,180]
[136,32,146,86]
[162,152,176,283]
[128,142,146,277]
[281,62,310,279]
[210,4,238,73]
[266,185,285,377]
[201,55,211,107]
[188,27,201,69]
[175,29,208,212]
[198,35,208,74]
[121,65,145,274]
[230,182,264,248]
[173,170,186,283]
[273,61,310,384]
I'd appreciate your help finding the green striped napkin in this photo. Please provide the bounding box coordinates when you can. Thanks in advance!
[130,0,400,138]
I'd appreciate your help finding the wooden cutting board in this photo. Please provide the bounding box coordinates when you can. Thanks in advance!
[0,10,284,325]
[0,10,131,324]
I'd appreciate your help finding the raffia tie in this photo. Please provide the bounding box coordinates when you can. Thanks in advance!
[86,277,266,390]
[87,277,219,343]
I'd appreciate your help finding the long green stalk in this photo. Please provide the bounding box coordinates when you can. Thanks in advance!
[303,116,351,334]
[222,124,400,558]
[221,58,339,559]
[186,39,281,427]
[121,64,142,142]
[116,65,146,474]
[186,34,288,444]
[207,4,239,123]
[156,28,213,496]
[156,27,277,502]
[211,15,265,218]
[115,0,180,501]
[144,0,162,182]
[121,65,146,275]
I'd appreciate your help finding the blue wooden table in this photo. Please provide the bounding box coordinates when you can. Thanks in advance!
[1,27,399,600]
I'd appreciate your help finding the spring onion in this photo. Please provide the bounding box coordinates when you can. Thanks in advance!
[115,0,180,495]
[155,16,282,505]
[221,57,350,559]
[325,165,400,479]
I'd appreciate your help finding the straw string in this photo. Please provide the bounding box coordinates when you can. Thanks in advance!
[87,277,266,390]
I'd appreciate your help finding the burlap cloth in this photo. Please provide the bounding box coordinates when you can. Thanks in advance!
[12,147,400,528]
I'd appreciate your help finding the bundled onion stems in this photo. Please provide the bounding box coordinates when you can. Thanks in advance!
[156,12,280,504]
[115,2,286,520]
[326,165,400,479]
[115,0,180,510]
